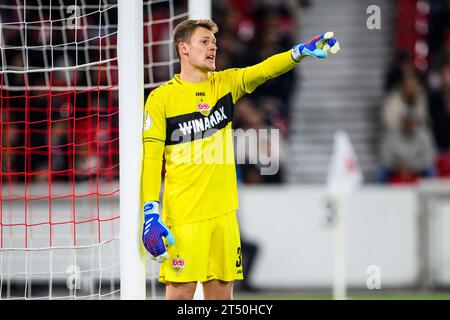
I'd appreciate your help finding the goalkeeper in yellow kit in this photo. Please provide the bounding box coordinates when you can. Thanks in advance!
[141,19,340,300]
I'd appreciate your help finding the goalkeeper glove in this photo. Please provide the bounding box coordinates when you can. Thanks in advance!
[291,31,340,61]
[142,201,175,263]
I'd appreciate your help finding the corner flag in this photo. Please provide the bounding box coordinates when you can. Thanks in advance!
[325,130,363,300]
[326,130,363,199]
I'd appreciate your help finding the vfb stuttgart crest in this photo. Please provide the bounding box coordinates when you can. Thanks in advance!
[197,102,211,116]
[171,258,185,275]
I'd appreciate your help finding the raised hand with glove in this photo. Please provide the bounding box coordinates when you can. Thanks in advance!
[291,31,341,61]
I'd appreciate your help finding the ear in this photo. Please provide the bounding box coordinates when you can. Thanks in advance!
[178,42,189,57]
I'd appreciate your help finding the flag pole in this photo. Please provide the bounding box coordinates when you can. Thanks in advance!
[326,130,362,301]
[332,196,347,300]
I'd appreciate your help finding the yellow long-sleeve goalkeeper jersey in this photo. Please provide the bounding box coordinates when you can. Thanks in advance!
[142,50,298,226]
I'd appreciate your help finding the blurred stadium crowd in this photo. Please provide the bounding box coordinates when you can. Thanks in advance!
[213,0,304,183]
[1,0,450,185]
[379,0,450,184]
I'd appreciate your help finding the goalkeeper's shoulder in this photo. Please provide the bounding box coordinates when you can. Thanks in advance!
[210,67,247,84]
[146,79,175,103]
[210,68,240,77]
[154,79,175,94]
[144,84,172,116]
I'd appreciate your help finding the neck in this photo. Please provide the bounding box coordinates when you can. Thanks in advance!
[179,61,209,83]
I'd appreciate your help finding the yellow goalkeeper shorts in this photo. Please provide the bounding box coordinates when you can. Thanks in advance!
[159,211,244,283]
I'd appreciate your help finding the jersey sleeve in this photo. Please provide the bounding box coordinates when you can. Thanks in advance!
[141,89,166,205]
[143,89,166,143]
[225,50,298,103]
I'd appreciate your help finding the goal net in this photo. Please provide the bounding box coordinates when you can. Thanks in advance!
[0,0,188,300]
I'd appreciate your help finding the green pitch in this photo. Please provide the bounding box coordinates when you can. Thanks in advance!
[235,292,450,300]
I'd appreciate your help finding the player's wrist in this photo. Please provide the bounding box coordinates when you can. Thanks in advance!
[143,201,159,216]
[290,44,306,62]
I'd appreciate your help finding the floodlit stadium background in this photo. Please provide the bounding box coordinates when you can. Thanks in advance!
[1,0,450,300]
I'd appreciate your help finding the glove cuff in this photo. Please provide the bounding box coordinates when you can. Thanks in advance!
[291,43,306,63]
[144,201,159,216]
[291,44,302,62]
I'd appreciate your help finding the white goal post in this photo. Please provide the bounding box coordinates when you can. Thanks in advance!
[117,0,145,300]
[118,0,211,300]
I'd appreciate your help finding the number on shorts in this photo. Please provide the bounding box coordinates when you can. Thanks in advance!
[236,247,242,267]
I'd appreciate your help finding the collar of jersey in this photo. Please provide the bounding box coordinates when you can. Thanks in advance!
[173,73,212,88]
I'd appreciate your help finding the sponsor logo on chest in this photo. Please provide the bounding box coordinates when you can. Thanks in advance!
[178,106,228,135]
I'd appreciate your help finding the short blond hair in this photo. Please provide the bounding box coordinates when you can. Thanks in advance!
[173,19,218,59]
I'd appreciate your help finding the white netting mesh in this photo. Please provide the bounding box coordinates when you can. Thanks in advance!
[0,0,187,299]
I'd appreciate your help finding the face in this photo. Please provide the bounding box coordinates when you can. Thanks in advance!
[179,27,217,71]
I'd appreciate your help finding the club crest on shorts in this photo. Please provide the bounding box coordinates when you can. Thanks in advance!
[171,258,185,275]
[197,102,211,116]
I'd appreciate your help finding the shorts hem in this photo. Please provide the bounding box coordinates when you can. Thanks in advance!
[159,274,244,284]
